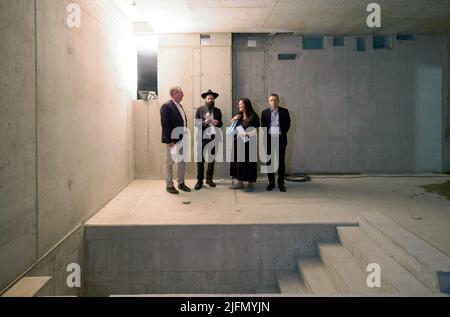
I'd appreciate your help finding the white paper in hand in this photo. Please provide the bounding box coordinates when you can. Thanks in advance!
[236,126,249,143]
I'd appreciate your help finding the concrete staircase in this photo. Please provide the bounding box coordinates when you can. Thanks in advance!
[276,271,308,294]
[277,212,450,296]
[85,223,350,296]
[84,212,450,296]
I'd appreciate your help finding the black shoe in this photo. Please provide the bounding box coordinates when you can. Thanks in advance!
[178,183,191,192]
[279,183,286,192]
[166,186,179,195]
[195,181,203,191]
[206,180,216,188]
[266,183,275,191]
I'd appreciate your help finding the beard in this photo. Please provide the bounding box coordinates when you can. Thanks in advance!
[206,101,215,108]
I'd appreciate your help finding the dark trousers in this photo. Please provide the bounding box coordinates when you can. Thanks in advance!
[267,141,287,185]
[197,141,215,182]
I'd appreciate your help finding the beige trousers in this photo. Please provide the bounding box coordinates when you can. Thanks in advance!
[165,144,185,188]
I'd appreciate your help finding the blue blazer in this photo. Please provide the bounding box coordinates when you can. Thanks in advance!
[160,100,187,144]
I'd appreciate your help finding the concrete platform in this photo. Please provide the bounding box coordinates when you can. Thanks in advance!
[85,179,357,226]
[83,176,450,296]
[86,176,450,257]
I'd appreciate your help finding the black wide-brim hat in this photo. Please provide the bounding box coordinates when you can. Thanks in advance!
[201,89,219,99]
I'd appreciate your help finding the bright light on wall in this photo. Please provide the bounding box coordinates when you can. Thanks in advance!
[134,35,158,54]
[144,8,193,33]
[122,37,138,95]
[131,0,192,33]
[113,0,146,22]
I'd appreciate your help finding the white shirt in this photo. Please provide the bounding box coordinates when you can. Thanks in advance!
[269,106,280,134]
[172,99,187,127]
[270,107,280,128]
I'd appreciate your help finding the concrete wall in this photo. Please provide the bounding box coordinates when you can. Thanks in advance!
[445,38,450,173]
[85,224,339,296]
[134,100,165,179]
[0,0,38,293]
[134,33,233,180]
[0,0,136,294]
[26,225,85,296]
[234,34,449,174]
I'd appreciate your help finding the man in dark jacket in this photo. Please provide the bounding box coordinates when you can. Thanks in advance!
[261,94,291,192]
[194,89,223,190]
[160,86,191,194]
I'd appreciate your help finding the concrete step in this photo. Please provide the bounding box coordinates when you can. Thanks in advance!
[2,277,51,297]
[255,284,279,294]
[337,226,433,295]
[296,257,338,295]
[276,271,309,294]
[318,243,379,295]
[85,223,345,296]
[358,212,450,294]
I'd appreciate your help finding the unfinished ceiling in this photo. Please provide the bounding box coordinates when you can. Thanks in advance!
[117,0,450,34]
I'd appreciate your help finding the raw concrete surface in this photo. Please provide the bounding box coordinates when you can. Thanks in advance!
[36,0,136,256]
[1,0,136,294]
[233,34,449,173]
[2,277,51,297]
[446,38,450,172]
[86,179,353,226]
[25,225,85,297]
[130,0,450,34]
[87,176,450,257]
[85,223,344,295]
[84,175,450,296]
[0,0,37,294]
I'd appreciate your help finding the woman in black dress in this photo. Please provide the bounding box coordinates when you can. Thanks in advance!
[230,98,260,190]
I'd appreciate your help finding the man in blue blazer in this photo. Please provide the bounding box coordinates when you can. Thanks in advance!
[160,86,191,194]
[261,94,291,192]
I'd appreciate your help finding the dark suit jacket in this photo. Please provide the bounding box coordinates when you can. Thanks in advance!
[195,106,223,132]
[160,100,187,144]
[261,106,291,146]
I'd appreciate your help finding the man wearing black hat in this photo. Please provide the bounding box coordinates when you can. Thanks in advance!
[194,90,223,190]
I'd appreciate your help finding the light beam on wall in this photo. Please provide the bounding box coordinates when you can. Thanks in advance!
[134,35,158,54]
[113,0,146,22]
[121,36,138,96]
[134,0,193,33]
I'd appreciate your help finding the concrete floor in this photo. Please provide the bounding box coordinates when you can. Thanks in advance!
[86,175,450,257]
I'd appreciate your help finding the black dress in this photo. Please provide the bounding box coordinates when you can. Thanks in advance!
[230,113,261,182]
